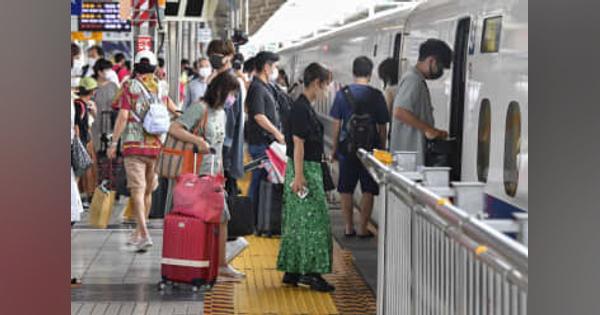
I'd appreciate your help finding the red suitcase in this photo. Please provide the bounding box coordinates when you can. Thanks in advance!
[160,213,220,291]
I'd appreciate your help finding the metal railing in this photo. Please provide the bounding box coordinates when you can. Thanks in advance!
[357,149,528,315]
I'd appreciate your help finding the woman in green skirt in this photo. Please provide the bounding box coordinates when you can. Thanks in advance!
[276,63,335,292]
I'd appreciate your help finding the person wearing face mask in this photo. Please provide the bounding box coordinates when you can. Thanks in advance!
[245,51,285,218]
[330,56,390,239]
[183,57,211,110]
[91,58,120,152]
[277,63,335,292]
[71,43,84,89]
[83,45,104,78]
[390,38,452,165]
[168,71,245,282]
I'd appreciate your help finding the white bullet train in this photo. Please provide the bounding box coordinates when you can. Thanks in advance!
[278,0,528,217]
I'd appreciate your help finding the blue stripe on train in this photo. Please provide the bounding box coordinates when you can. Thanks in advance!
[485,194,526,219]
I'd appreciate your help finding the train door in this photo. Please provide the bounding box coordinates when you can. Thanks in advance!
[392,32,402,61]
[449,17,471,181]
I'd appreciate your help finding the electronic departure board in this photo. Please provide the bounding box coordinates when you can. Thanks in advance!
[79,2,131,32]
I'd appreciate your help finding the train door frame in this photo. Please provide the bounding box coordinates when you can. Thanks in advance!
[449,17,471,181]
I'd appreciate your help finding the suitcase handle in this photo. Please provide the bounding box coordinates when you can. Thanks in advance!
[192,145,218,176]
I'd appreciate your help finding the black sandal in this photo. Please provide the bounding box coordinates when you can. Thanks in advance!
[344,230,356,237]
[357,231,374,238]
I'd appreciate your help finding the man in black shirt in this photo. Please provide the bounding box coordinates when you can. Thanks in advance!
[246,51,285,207]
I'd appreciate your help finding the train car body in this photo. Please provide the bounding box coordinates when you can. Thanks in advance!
[278,0,528,219]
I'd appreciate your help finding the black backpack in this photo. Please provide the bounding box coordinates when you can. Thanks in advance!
[269,84,294,134]
[341,86,378,156]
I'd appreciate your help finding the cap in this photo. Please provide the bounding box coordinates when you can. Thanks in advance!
[79,77,98,91]
[134,50,158,66]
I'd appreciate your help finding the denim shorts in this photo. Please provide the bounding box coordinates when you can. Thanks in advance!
[337,154,379,195]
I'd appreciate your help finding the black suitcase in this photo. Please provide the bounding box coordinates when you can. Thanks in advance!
[227,195,255,240]
[149,177,171,219]
[256,180,283,237]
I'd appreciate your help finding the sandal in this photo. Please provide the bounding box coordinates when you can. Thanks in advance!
[344,229,356,238]
[357,231,375,238]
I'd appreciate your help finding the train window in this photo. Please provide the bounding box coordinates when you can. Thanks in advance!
[503,101,521,197]
[477,99,491,182]
[481,16,502,53]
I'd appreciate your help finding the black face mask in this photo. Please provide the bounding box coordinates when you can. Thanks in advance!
[428,59,444,80]
[209,54,224,70]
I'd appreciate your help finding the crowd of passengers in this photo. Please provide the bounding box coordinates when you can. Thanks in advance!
[70,38,452,292]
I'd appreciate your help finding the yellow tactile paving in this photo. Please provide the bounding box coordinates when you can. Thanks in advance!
[231,236,338,315]
[203,235,377,315]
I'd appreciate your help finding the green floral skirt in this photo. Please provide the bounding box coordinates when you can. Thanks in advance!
[276,160,333,274]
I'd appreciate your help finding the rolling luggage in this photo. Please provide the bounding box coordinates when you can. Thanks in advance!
[160,214,220,291]
[227,195,254,240]
[148,177,170,219]
[160,148,222,291]
[256,180,283,237]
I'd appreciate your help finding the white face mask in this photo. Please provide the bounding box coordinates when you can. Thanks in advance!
[269,67,279,82]
[87,57,98,67]
[198,67,212,78]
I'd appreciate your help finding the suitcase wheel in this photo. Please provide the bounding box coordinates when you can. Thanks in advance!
[158,281,167,291]
[192,286,200,292]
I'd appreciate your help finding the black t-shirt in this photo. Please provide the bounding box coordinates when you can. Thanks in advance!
[246,77,281,145]
[286,94,324,162]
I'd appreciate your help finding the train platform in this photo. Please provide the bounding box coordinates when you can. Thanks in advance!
[71,199,379,315]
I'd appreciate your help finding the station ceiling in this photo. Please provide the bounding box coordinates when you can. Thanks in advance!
[212,0,286,38]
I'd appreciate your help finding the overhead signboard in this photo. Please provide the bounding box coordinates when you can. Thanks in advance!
[71,0,82,16]
[79,2,132,32]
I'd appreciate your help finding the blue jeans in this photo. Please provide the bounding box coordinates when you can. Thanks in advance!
[248,144,268,207]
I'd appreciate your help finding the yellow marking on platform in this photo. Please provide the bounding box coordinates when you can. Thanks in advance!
[230,236,339,315]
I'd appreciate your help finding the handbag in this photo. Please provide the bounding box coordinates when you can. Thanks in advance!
[171,153,225,223]
[156,106,209,178]
[71,136,92,177]
[321,160,335,192]
[425,138,457,167]
[88,180,116,229]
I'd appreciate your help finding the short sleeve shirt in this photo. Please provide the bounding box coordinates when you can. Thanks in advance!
[390,66,434,165]
[177,101,226,176]
[286,94,324,162]
[245,77,280,145]
[329,84,390,153]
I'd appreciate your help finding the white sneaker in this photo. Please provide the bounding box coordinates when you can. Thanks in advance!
[126,232,140,246]
[136,236,153,252]
[226,237,249,263]
[219,264,246,280]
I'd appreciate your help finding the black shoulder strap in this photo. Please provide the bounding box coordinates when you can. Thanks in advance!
[342,85,361,113]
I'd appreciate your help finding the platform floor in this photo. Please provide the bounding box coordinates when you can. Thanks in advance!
[71,206,378,315]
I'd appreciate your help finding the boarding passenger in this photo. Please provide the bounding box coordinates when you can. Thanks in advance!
[74,77,99,203]
[70,92,84,286]
[378,57,400,116]
[167,71,246,281]
[242,57,256,91]
[108,50,164,252]
[277,63,335,292]
[245,51,285,210]
[91,58,119,151]
[112,52,130,83]
[83,45,103,78]
[71,43,83,89]
[390,39,452,165]
[183,57,211,110]
[330,56,390,238]
[276,69,290,92]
